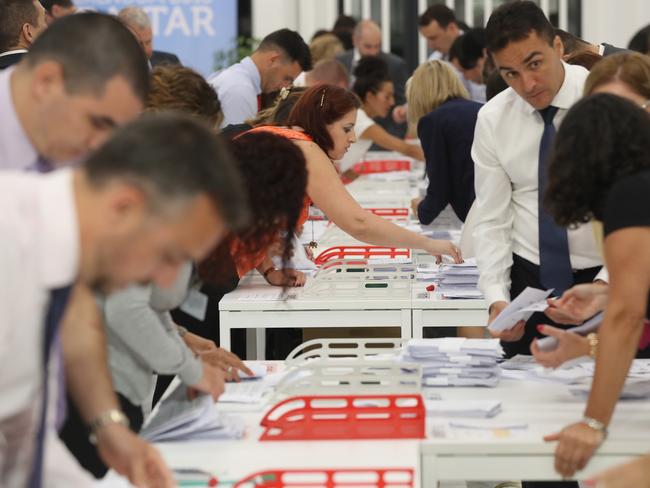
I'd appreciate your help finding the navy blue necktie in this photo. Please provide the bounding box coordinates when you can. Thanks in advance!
[28,285,73,488]
[538,106,573,294]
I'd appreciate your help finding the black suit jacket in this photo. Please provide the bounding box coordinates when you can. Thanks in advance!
[601,43,628,56]
[0,51,26,70]
[150,50,181,68]
[337,49,410,139]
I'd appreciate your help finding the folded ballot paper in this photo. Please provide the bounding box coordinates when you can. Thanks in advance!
[488,287,554,332]
[417,259,485,300]
[425,400,502,418]
[401,338,504,387]
[141,385,245,442]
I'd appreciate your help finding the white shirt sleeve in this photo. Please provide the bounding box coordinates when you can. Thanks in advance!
[471,109,515,306]
[218,84,258,127]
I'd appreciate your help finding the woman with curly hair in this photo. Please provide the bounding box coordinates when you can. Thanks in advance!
[535,94,650,483]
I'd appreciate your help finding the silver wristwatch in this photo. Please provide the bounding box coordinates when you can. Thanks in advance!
[88,409,130,444]
[582,416,608,439]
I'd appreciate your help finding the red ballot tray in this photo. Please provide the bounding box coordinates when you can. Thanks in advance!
[352,159,411,174]
[232,468,414,488]
[259,395,425,441]
[315,246,410,266]
[367,208,409,219]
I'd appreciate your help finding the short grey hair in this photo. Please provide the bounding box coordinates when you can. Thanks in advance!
[118,6,151,31]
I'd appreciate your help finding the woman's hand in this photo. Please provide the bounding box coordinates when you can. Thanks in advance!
[545,283,608,325]
[200,348,253,382]
[405,144,425,161]
[410,197,422,219]
[266,268,306,287]
[425,239,463,264]
[182,331,217,355]
[544,421,605,478]
[585,454,650,488]
[531,324,590,368]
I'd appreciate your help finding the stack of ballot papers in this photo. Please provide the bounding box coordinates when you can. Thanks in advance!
[425,399,502,418]
[400,338,504,387]
[416,259,484,300]
[488,287,553,332]
[141,385,245,442]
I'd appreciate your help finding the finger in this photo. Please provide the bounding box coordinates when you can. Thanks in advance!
[147,447,174,488]
[127,453,148,488]
[537,324,565,338]
[435,255,442,264]
[543,432,561,442]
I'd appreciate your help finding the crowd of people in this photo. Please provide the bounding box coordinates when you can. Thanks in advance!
[1,0,650,487]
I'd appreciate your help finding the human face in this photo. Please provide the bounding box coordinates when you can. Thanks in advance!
[355,29,382,56]
[419,20,459,55]
[325,109,357,160]
[591,80,650,113]
[133,25,154,59]
[45,3,75,24]
[365,81,395,118]
[91,192,226,292]
[30,63,143,163]
[263,56,301,93]
[493,32,565,110]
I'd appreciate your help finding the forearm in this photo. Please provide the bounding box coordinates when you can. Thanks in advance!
[585,305,644,424]
[61,285,118,423]
[351,211,432,250]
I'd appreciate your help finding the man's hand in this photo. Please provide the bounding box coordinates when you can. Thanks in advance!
[200,348,253,382]
[392,104,408,124]
[545,283,608,325]
[182,331,217,355]
[96,423,173,488]
[189,362,225,401]
[531,324,590,368]
[544,421,605,478]
[487,301,526,342]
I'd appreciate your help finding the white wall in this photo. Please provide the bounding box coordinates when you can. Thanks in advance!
[252,0,338,42]
[582,0,650,49]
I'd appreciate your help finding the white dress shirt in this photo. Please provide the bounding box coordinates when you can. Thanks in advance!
[471,62,604,306]
[339,108,376,172]
[0,67,38,170]
[208,56,261,127]
[0,170,79,486]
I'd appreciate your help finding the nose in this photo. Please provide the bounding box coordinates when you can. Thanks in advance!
[521,72,537,95]
[88,130,111,151]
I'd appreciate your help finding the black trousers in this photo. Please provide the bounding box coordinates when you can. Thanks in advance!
[508,254,600,488]
[504,254,601,358]
[59,393,143,478]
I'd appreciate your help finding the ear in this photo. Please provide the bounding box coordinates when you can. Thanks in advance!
[104,184,148,232]
[267,51,282,67]
[30,61,66,102]
[553,35,564,57]
[21,23,35,45]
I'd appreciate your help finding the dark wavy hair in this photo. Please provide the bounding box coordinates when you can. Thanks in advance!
[352,55,390,102]
[545,93,650,227]
[223,130,307,264]
[286,84,360,153]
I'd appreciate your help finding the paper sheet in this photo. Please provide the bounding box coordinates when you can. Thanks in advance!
[488,287,554,332]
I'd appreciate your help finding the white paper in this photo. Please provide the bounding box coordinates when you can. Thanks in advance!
[425,400,502,418]
[178,288,208,322]
[488,287,554,332]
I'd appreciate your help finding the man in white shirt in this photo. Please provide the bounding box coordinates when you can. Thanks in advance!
[472,1,605,365]
[0,113,249,487]
[208,28,311,127]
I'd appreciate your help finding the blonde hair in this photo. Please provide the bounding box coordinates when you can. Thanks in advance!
[584,51,650,98]
[309,34,344,64]
[406,60,469,125]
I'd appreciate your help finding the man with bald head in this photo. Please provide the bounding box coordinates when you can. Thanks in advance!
[118,6,180,67]
[337,19,408,138]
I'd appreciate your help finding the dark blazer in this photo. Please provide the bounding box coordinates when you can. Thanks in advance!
[417,98,482,224]
[601,43,628,56]
[0,51,26,70]
[150,50,181,68]
[337,49,409,139]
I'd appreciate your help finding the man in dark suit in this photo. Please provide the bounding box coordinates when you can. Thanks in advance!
[0,0,47,70]
[554,29,627,58]
[337,19,409,139]
[118,6,181,69]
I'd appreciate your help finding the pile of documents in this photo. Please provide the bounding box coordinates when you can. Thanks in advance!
[424,399,502,418]
[416,258,483,300]
[141,385,246,442]
[401,338,504,387]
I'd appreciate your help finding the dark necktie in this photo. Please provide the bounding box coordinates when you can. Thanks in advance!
[28,285,73,488]
[257,94,262,112]
[538,106,573,294]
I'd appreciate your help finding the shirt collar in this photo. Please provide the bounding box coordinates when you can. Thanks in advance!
[522,61,585,115]
[36,169,79,288]
[241,56,261,95]
[0,49,28,58]
[0,67,38,170]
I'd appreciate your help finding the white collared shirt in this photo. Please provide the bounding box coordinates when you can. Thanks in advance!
[0,67,38,170]
[0,49,28,59]
[208,56,261,127]
[471,62,603,306]
[0,169,79,485]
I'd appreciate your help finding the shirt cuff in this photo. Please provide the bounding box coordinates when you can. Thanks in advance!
[483,285,510,308]
[594,266,609,283]
[178,355,203,387]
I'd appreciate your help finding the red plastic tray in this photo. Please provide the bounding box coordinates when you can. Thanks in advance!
[259,395,425,442]
[352,160,411,174]
[315,246,410,266]
[367,208,409,219]
[233,468,414,487]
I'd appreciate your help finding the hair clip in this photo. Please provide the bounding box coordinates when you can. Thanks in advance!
[320,88,327,108]
[279,86,291,101]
